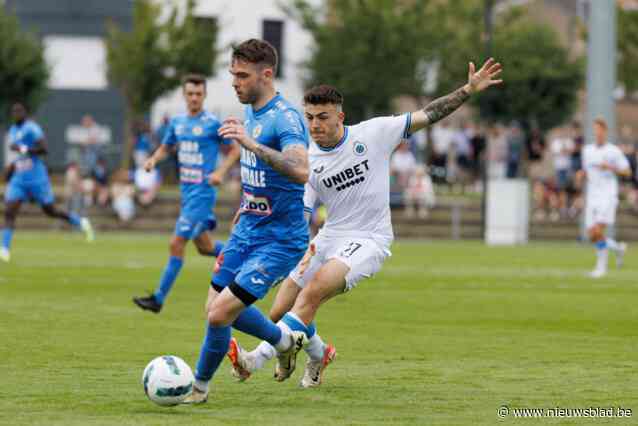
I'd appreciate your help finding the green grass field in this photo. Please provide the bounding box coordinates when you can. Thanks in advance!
[1,232,637,425]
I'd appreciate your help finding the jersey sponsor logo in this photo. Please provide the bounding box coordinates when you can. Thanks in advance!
[240,148,267,187]
[252,124,263,138]
[313,165,325,174]
[353,141,367,156]
[178,141,203,166]
[322,159,370,192]
[180,167,203,183]
[15,157,34,172]
[193,126,203,136]
[240,191,272,216]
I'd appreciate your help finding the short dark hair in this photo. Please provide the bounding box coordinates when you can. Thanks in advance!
[181,73,207,88]
[231,39,278,73]
[303,85,344,106]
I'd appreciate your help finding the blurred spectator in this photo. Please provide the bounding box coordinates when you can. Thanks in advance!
[550,127,574,218]
[568,122,585,218]
[526,127,546,182]
[620,138,638,212]
[487,125,507,179]
[134,166,161,207]
[404,165,436,219]
[92,157,110,207]
[132,120,154,168]
[506,122,525,178]
[430,121,455,184]
[469,123,487,183]
[79,115,102,177]
[154,115,178,181]
[64,161,83,216]
[453,123,473,191]
[111,169,136,223]
[391,141,417,190]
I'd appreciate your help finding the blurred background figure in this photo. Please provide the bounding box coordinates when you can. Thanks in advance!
[550,126,574,219]
[404,165,436,219]
[487,125,507,180]
[110,168,136,223]
[64,161,83,217]
[134,165,161,207]
[391,141,417,191]
[506,121,525,179]
[132,120,155,169]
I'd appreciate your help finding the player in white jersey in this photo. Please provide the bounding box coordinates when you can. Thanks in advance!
[577,118,630,278]
[226,59,503,387]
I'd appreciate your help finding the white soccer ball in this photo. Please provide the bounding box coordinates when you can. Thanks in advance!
[142,355,194,406]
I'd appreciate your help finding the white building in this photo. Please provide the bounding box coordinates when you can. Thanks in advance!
[152,0,317,125]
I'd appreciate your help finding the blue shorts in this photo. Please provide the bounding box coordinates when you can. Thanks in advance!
[5,179,55,205]
[212,236,307,300]
[174,212,217,240]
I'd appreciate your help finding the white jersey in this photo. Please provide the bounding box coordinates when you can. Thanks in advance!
[583,142,629,202]
[303,114,411,247]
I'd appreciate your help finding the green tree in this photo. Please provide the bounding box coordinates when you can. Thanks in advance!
[0,8,49,125]
[618,7,638,94]
[284,0,440,123]
[473,12,584,131]
[105,0,218,167]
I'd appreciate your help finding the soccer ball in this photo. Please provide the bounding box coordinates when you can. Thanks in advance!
[142,355,194,406]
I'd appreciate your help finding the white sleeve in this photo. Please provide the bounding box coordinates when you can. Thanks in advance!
[361,113,412,156]
[614,147,630,172]
[303,183,318,215]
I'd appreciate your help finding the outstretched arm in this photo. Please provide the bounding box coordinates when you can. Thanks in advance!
[409,58,503,134]
[11,138,48,156]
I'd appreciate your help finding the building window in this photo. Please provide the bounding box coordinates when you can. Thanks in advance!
[262,19,284,79]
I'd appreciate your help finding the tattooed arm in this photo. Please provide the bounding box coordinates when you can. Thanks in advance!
[252,144,309,184]
[218,119,309,184]
[410,58,503,134]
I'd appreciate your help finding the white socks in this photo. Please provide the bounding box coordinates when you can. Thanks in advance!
[274,320,292,352]
[596,248,608,272]
[194,379,209,392]
[249,333,327,370]
[305,334,326,362]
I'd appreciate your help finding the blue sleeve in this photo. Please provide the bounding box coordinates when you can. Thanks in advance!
[275,109,308,150]
[161,120,177,146]
[29,122,44,141]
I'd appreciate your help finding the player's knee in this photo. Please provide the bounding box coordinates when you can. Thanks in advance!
[169,238,185,256]
[207,308,230,327]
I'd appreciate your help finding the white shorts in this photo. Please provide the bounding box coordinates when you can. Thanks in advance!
[585,198,617,229]
[289,234,391,292]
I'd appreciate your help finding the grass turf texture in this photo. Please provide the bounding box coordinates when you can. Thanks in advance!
[1,232,637,425]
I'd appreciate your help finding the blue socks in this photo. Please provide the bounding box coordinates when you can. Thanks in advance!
[282,312,310,336]
[232,305,282,346]
[68,213,81,227]
[195,324,231,382]
[153,256,184,305]
[595,240,607,250]
[2,228,14,250]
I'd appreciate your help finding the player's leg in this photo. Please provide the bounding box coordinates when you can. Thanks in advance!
[1,199,22,261]
[133,233,187,312]
[193,231,224,258]
[597,203,626,268]
[228,277,303,380]
[36,179,94,241]
[588,223,608,278]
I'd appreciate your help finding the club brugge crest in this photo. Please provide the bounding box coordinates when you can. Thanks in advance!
[252,124,263,138]
[193,126,203,136]
[353,141,367,156]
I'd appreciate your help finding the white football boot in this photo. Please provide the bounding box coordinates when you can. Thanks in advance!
[616,242,627,269]
[0,247,10,262]
[274,331,307,382]
[80,217,95,242]
[181,385,208,404]
[300,344,337,388]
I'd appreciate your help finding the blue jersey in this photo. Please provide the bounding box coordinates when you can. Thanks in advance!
[234,94,309,244]
[8,120,48,183]
[162,111,230,207]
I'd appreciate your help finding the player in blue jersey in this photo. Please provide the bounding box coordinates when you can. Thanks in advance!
[183,39,310,404]
[133,74,240,313]
[1,102,94,262]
